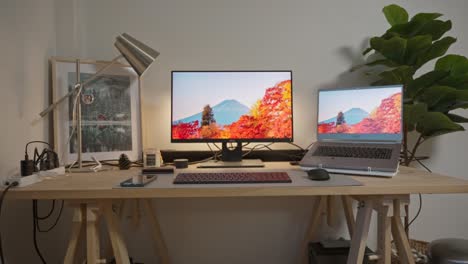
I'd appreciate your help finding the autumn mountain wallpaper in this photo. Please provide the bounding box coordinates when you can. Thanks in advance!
[318,92,402,134]
[172,79,292,140]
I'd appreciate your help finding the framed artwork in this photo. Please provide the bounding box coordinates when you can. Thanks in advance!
[50,57,142,164]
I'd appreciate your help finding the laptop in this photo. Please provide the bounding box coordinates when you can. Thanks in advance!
[300,85,403,177]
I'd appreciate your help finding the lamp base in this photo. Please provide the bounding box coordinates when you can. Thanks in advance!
[66,166,108,173]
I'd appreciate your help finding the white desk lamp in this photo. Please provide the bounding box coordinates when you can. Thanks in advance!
[39,33,159,170]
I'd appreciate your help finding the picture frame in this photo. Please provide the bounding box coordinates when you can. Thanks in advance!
[50,57,142,164]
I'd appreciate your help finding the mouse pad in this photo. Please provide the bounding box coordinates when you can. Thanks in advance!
[114,169,362,189]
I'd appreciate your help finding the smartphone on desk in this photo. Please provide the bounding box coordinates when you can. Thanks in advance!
[120,174,157,187]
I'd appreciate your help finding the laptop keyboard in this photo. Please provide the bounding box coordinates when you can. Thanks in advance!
[312,146,393,160]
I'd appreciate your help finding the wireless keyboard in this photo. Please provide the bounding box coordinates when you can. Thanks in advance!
[173,172,292,184]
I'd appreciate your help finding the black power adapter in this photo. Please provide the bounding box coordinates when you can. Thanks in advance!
[20,159,35,176]
[21,141,59,177]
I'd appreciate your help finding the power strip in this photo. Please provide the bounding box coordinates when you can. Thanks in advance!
[5,167,65,187]
[18,174,42,187]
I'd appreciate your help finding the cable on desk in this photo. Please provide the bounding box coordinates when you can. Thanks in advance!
[32,200,47,264]
[35,200,55,220]
[406,194,422,232]
[36,200,64,233]
[403,149,430,232]
[287,142,305,152]
[242,143,274,158]
[0,182,19,264]
[206,143,221,161]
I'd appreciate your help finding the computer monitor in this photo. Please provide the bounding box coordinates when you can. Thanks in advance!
[171,71,293,167]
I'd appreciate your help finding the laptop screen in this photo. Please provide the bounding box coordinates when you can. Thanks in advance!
[317,85,403,141]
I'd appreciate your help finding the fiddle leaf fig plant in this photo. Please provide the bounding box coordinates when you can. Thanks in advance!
[355,4,468,166]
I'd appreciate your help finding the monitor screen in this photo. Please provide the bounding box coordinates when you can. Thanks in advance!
[317,85,403,141]
[171,71,293,142]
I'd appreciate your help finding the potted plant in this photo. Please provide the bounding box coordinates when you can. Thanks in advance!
[353,4,468,166]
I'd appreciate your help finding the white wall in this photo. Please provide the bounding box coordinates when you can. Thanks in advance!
[1,0,467,263]
[0,1,72,263]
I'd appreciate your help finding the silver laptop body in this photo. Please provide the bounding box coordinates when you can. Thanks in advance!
[300,85,403,177]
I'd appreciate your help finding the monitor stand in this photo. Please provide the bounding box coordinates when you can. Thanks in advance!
[197,142,264,168]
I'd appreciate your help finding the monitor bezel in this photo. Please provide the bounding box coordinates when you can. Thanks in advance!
[316,85,403,142]
[171,70,294,143]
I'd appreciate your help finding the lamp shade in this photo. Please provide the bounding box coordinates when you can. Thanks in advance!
[114,33,159,76]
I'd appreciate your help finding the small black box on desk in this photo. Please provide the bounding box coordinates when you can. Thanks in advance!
[142,167,174,174]
[309,240,374,264]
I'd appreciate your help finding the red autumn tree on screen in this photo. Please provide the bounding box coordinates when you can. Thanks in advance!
[172,120,200,139]
[226,80,292,138]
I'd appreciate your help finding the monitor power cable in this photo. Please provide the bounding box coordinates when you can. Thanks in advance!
[389,149,428,247]
[403,149,431,233]
[32,200,47,264]
[34,200,64,233]
[0,181,19,264]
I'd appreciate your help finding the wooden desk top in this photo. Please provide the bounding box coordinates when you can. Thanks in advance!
[7,162,468,200]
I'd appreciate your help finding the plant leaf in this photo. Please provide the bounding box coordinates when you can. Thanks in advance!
[435,54,468,75]
[383,4,409,26]
[404,35,433,65]
[446,113,468,123]
[363,47,373,55]
[378,66,415,85]
[434,55,468,89]
[384,13,442,39]
[365,59,400,68]
[417,20,452,41]
[370,36,407,64]
[450,101,468,109]
[417,85,457,108]
[415,36,456,68]
[416,111,464,138]
[438,75,468,90]
[406,70,449,99]
[419,86,468,112]
[411,13,443,22]
[404,103,427,131]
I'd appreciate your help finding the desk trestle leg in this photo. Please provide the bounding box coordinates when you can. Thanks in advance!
[347,200,373,264]
[391,199,415,264]
[143,199,172,264]
[86,206,102,264]
[300,196,326,264]
[102,201,130,264]
[377,202,391,264]
[346,195,413,264]
[64,205,86,264]
[342,195,356,238]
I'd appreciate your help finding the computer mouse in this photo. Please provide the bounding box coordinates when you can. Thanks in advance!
[306,169,330,181]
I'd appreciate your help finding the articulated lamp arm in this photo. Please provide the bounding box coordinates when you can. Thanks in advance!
[39,54,123,117]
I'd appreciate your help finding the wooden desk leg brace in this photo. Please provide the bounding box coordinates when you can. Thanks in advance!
[347,195,414,264]
[142,199,172,264]
[63,201,130,264]
[299,196,356,264]
[64,204,86,264]
[299,196,326,264]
